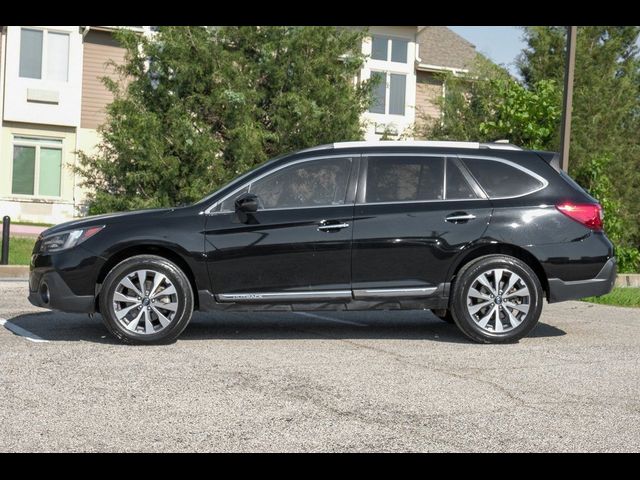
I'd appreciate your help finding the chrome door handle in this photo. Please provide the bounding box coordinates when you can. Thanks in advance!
[445,213,476,223]
[317,222,350,231]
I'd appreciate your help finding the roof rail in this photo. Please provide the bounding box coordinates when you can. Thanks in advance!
[295,140,524,154]
[479,142,522,151]
[328,140,522,151]
[333,140,481,149]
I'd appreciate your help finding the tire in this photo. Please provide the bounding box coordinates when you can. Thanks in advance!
[431,309,455,323]
[99,254,194,345]
[450,254,543,344]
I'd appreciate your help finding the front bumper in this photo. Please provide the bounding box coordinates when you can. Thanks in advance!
[28,246,104,314]
[547,257,617,303]
[28,270,96,313]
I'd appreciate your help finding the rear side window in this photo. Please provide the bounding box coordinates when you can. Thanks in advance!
[365,156,445,203]
[446,158,479,200]
[461,157,545,198]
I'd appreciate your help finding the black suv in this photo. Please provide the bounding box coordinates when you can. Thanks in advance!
[29,141,616,344]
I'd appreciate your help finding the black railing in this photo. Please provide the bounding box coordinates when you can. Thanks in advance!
[1,216,10,265]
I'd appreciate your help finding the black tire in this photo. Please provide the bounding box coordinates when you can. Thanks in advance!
[99,254,194,345]
[431,309,455,323]
[450,254,543,344]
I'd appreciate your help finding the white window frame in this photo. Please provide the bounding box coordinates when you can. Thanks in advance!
[18,26,70,82]
[369,70,407,117]
[370,35,409,64]
[10,135,64,200]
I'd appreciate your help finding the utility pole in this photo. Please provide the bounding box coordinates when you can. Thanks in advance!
[559,26,577,172]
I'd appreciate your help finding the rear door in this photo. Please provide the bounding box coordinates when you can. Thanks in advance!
[351,153,492,298]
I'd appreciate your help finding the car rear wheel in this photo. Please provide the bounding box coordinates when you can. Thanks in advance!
[450,255,543,344]
[99,255,194,345]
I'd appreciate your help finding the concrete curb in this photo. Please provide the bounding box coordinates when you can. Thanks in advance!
[0,265,30,279]
[616,273,640,288]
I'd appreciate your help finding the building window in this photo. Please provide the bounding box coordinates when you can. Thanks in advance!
[11,136,63,197]
[370,35,408,64]
[369,71,406,116]
[19,28,69,81]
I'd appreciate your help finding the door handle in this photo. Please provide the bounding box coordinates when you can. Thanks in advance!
[317,221,350,232]
[445,213,476,223]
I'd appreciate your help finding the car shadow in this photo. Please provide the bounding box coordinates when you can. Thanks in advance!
[3,310,566,345]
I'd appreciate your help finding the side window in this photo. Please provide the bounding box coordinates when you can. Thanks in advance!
[217,186,249,212]
[461,157,544,198]
[365,156,445,203]
[446,158,479,200]
[216,158,352,212]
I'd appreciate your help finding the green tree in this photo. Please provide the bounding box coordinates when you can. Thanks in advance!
[417,57,561,151]
[77,26,372,214]
[518,26,640,244]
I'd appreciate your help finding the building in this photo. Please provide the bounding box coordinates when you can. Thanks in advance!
[361,26,477,140]
[0,26,150,225]
[0,25,477,224]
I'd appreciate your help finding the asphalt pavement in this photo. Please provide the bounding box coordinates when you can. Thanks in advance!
[1,279,638,452]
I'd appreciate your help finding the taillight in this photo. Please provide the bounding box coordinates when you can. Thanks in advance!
[556,202,603,231]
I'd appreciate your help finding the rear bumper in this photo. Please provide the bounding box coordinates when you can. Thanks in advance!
[547,257,617,303]
[28,270,95,313]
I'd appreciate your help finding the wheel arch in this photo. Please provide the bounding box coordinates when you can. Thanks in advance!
[448,242,549,299]
[95,244,199,312]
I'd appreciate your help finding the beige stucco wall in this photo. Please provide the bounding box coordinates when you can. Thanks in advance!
[0,122,78,223]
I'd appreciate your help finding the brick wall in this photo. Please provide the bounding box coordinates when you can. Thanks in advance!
[414,71,444,136]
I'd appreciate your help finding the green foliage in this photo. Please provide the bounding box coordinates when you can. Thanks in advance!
[76,26,372,214]
[573,155,640,273]
[582,287,640,308]
[418,57,561,150]
[518,26,640,245]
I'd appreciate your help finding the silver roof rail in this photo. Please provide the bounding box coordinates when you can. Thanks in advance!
[333,140,481,149]
[296,140,523,154]
[480,142,522,151]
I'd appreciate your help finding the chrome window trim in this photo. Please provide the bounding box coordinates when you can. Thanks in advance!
[203,150,547,214]
[202,154,356,215]
[442,155,447,200]
[359,152,547,204]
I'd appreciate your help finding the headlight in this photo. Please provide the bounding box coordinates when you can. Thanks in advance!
[40,226,105,253]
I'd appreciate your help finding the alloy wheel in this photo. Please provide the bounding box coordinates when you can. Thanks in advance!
[112,269,179,335]
[466,268,531,334]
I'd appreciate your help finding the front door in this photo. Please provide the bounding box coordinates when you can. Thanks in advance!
[205,156,357,302]
[351,154,492,298]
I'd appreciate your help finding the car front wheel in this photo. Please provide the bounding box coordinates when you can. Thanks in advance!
[99,255,194,345]
[450,254,543,344]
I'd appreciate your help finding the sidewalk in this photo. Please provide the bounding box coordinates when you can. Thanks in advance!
[0,224,47,238]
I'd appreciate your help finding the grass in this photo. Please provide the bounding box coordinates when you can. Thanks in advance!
[582,287,640,308]
[12,220,54,227]
[2,236,36,265]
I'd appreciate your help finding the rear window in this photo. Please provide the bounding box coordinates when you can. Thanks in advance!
[461,157,545,198]
[365,156,444,203]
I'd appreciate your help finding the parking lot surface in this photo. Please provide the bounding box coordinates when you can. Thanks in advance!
[1,279,639,452]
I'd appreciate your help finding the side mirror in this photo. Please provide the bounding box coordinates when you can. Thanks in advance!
[235,192,259,213]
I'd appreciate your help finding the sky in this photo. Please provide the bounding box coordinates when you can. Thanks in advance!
[448,26,526,78]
